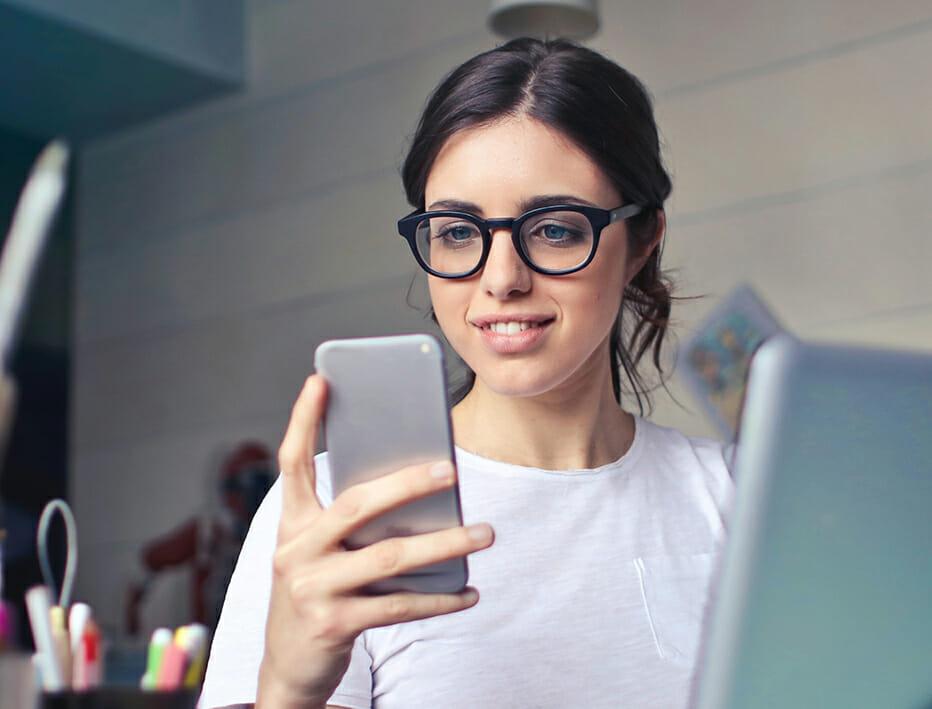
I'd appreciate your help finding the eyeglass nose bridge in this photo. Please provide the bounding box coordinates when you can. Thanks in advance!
[482,216,519,235]
[477,216,533,270]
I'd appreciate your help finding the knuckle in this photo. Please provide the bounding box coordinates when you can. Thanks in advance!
[372,538,404,573]
[286,570,329,617]
[286,575,312,607]
[277,441,299,474]
[280,567,346,641]
[384,595,412,622]
[272,546,292,579]
[330,488,363,522]
[434,529,468,561]
[451,527,472,549]
[307,602,343,642]
[427,594,450,616]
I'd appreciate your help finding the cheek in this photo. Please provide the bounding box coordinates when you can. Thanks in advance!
[569,258,626,310]
[585,288,621,331]
[427,278,468,328]
[587,247,631,312]
[571,276,627,342]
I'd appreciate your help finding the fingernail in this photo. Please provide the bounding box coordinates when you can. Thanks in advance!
[430,461,455,480]
[468,523,493,543]
[461,588,479,604]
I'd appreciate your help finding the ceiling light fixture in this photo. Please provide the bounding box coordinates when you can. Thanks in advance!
[488,0,600,41]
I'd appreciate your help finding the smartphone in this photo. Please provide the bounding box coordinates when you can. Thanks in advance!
[314,333,467,594]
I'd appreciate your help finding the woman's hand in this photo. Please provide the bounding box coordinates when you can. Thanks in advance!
[256,375,493,709]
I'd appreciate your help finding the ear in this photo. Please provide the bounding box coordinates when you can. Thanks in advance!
[624,209,665,284]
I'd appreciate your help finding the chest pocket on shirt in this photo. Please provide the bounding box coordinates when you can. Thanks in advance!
[634,553,717,666]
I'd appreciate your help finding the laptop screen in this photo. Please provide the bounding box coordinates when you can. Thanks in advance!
[692,334,932,709]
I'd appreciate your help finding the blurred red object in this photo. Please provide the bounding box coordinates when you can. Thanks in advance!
[124,441,274,635]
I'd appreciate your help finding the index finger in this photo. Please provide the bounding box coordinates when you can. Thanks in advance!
[277,374,328,537]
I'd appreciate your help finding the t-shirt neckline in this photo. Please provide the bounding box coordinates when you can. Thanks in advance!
[453,415,647,478]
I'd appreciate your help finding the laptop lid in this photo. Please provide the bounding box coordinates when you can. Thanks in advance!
[0,140,68,455]
[692,333,932,709]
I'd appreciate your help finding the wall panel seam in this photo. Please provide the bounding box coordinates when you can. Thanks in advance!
[658,15,932,100]
[76,163,400,260]
[74,272,420,348]
[673,156,932,229]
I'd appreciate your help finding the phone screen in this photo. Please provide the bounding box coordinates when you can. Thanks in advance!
[315,334,467,593]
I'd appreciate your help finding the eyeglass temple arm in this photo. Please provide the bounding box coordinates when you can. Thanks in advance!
[609,204,644,223]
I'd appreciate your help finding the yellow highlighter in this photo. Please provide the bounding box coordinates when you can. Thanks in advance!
[49,605,72,688]
[182,624,209,688]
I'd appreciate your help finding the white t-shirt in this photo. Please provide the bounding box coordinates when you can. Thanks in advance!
[200,417,733,709]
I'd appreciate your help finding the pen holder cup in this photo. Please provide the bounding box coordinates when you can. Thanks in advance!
[42,690,198,709]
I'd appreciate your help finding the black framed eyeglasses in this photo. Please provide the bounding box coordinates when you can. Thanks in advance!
[397,203,643,278]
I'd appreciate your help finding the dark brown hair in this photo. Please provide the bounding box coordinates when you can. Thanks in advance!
[402,38,673,414]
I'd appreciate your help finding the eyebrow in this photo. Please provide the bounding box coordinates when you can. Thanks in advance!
[521,194,597,212]
[426,194,598,216]
[427,198,483,214]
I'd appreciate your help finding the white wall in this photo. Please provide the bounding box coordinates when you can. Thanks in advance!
[72,0,932,635]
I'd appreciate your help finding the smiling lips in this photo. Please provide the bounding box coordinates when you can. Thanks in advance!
[472,316,554,353]
[487,321,539,335]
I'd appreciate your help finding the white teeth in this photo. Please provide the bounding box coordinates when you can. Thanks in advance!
[488,321,538,335]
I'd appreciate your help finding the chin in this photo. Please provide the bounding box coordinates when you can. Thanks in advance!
[471,365,569,400]
[463,341,612,401]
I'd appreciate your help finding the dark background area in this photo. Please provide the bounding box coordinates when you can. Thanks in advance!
[0,0,242,649]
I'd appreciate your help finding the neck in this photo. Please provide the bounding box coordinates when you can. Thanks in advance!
[451,365,636,471]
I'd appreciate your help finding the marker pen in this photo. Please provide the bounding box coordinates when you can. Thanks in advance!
[182,624,209,688]
[49,605,72,687]
[72,617,100,690]
[155,626,190,690]
[68,602,91,654]
[25,586,64,691]
[141,627,172,690]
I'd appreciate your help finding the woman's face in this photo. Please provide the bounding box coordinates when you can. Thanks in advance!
[425,116,648,400]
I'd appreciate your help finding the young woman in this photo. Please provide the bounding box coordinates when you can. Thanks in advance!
[200,38,733,709]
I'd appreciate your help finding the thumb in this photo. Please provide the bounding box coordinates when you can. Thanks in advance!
[277,374,328,540]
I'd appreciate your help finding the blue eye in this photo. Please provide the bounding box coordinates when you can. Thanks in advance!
[542,224,572,241]
[446,226,476,241]
[527,220,586,246]
[433,221,481,248]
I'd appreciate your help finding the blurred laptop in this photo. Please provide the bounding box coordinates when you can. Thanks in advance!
[692,333,932,709]
[0,140,68,452]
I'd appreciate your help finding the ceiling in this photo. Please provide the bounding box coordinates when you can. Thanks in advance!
[0,0,243,142]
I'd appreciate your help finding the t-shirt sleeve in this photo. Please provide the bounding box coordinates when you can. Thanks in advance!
[688,435,736,533]
[327,635,374,708]
[199,477,282,708]
[199,453,375,708]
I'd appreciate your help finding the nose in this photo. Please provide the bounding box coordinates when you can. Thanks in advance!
[478,228,532,299]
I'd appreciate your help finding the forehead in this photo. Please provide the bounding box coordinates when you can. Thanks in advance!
[425,117,620,209]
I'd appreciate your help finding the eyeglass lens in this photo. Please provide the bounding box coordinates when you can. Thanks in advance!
[414,209,595,276]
